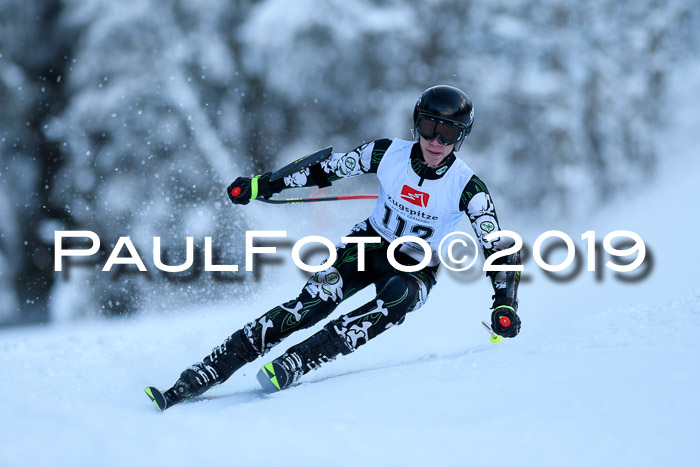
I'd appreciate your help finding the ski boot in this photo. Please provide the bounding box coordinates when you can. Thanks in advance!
[256,328,351,393]
[146,329,258,411]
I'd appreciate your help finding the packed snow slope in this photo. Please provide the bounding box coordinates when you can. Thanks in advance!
[2,68,699,467]
[2,284,699,467]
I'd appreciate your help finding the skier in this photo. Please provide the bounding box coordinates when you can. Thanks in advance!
[145,85,521,410]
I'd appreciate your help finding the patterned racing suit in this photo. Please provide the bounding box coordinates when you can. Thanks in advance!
[177,139,521,392]
[235,139,520,368]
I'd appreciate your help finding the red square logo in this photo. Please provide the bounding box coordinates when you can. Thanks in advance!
[400,185,430,207]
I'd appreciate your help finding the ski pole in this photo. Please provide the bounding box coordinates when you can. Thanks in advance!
[481,320,502,344]
[229,185,377,204]
[481,315,513,343]
[230,147,377,204]
[228,146,331,203]
[258,194,379,204]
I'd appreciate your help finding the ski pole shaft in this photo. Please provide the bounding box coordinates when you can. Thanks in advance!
[258,194,378,204]
[481,320,502,344]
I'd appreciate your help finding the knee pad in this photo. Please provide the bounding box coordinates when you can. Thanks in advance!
[377,275,426,313]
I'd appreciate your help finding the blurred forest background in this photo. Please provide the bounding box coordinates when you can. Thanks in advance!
[1,0,698,325]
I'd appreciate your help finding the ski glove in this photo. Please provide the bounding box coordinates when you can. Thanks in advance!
[490,296,521,338]
[227,172,283,205]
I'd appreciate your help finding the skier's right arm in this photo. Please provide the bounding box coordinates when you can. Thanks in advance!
[277,139,392,190]
[226,139,391,205]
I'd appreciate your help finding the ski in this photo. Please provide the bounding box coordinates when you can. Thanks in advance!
[144,386,185,412]
[256,362,286,394]
[144,386,168,412]
[147,343,495,411]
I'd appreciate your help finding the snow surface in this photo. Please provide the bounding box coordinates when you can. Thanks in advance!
[2,67,699,467]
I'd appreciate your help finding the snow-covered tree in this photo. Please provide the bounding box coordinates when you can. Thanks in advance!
[1,0,698,323]
[41,0,259,317]
[1,0,66,323]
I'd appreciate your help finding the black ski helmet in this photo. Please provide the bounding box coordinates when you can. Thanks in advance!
[413,85,474,150]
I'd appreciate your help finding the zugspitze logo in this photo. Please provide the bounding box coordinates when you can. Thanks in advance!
[400,185,430,207]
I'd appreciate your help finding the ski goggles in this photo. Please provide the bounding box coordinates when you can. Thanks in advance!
[415,115,466,146]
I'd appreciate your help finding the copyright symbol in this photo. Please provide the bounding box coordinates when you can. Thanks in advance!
[438,231,479,272]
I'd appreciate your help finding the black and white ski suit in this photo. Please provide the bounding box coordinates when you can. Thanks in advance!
[231,138,521,366]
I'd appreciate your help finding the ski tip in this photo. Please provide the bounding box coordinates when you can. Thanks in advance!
[144,386,167,412]
[256,363,282,394]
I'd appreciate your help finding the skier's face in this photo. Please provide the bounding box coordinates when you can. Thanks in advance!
[419,135,454,168]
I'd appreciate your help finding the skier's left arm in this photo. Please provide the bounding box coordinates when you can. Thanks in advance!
[459,175,522,338]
